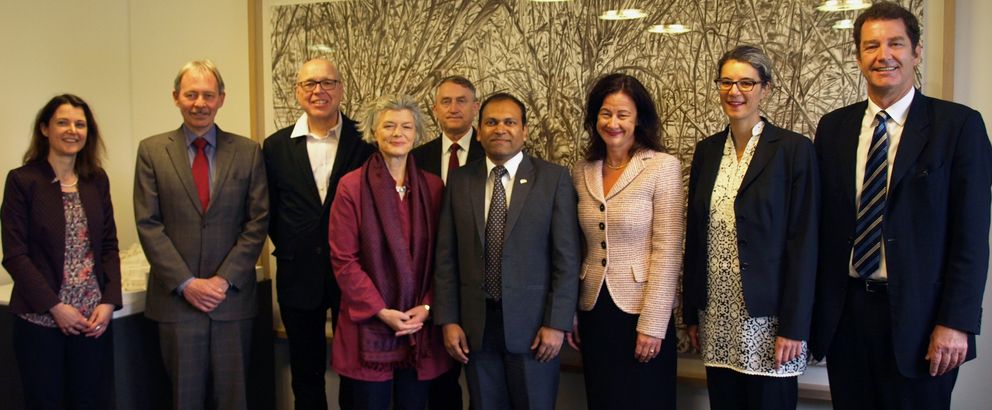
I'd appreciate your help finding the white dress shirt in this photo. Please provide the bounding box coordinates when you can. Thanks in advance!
[440,129,474,184]
[290,112,343,203]
[484,151,524,221]
[849,89,915,280]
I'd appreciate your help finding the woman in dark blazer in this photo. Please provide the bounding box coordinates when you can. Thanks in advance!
[683,46,819,410]
[2,94,121,409]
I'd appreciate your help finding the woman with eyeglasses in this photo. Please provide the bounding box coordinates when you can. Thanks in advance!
[2,94,121,409]
[683,45,819,409]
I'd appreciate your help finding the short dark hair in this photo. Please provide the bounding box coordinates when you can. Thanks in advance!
[479,92,527,125]
[583,73,664,161]
[24,94,105,179]
[854,1,921,54]
[437,75,477,100]
[716,45,774,85]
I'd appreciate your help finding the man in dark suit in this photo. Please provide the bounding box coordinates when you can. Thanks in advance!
[411,75,485,184]
[263,58,374,410]
[134,60,269,409]
[434,93,580,410]
[811,3,991,409]
[410,75,484,410]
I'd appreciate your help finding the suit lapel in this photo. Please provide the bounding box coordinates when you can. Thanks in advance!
[503,155,535,242]
[469,160,488,246]
[839,102,868,209]
[290,134,321,205]
[738,121,782,194]
[606,150,652,200]
[326,120,362,208]
[582,160,606,205]
[889,91,930,193]
[165,128,205,214]
[210,129,238,213]
[695,134,725,212]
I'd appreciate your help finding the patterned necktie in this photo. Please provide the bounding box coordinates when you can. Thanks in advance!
[192,137,210,211]
[447,142,461,178]
[484,165,508,300]
[853,111,890,278]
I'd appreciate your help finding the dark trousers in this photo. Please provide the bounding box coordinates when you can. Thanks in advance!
[344,369,431,410]
[158,316,253,410]
[705,367,797,410]
[578,287,676,409]
[464,301,560,410]
[826,279,957,410]
[280,304,332,410]
[12,316,113,410]
[427,364,463,410]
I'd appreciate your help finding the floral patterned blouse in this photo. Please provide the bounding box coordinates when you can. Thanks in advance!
[20,192,101,328]
[698,122,808,377]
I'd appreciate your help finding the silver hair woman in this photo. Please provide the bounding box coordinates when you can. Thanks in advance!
[327,94,454,409]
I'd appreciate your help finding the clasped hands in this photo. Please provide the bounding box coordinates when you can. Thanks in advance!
[377,305,430,337]
[49,302,114,338]
[183,276,230,312]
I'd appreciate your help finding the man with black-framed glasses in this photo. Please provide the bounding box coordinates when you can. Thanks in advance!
[264,58,374,410]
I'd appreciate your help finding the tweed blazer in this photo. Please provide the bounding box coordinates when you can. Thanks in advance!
[572,149,684,338]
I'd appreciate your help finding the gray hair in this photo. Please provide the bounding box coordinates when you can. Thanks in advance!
[716,45,774,85]
[357,94,426,146]
[174,59,226,94]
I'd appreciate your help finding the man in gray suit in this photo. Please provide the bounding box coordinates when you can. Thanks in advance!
[134,60,269,410]
[434,93,580,410]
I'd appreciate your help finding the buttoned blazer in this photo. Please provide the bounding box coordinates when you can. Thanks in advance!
[410,128,485,178]
[811,90,991,377]
[2,161,122,314]
[433,154,581,353]
[134,126,269,322]
[572,150,684,338]
[263,114,375,310]
[683,121,820,341]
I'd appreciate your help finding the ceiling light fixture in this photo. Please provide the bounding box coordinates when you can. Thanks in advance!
[832,19,855,29]
[817,0,871,12]
[648,24,692,34]
[598,9,647,20]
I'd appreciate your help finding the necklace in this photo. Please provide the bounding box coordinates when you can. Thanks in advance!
[605,159,628,170]
[395,186,408,194]
[60,176,79,188]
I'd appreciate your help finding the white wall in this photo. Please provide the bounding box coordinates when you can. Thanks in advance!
[0,0,251,285]
[951,1,992,408]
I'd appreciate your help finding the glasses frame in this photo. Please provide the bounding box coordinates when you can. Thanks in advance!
[297,79,341,92]
[714,79,763,92]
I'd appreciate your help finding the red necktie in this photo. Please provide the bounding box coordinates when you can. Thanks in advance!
[448,142,461,176]
[192,137,210,211]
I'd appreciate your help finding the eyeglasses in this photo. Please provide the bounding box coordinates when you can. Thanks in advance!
[714,79,762,92]
[297,79,341,92]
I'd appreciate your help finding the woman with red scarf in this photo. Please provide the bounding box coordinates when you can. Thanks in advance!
[328,94,453,409]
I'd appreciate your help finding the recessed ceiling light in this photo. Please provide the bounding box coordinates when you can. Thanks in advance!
[648,24,692,34]
[308,44,334,53]
[599,9,647,20]
[832,19,855,29]
[817,0,871,12]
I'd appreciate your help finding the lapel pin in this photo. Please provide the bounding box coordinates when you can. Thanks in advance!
[520,179,528,184]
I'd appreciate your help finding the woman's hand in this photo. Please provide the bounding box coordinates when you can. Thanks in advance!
[635,332,662,363]
[565,314,581,351]
[687,324,701,352]
[774,336,804,369]
[403,305,430,326]
[84,303,114,338]
[49,303,90,335]
[376,308,423,336]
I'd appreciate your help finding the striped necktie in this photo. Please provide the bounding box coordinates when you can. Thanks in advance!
[853,111,890,278]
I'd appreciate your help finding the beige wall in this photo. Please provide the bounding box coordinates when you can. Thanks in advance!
[0,0,250,285]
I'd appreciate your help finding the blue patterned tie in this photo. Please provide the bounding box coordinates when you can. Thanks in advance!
[484,166,508,299]
[853,111,890,278]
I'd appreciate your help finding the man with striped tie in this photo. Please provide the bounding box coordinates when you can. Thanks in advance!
[811,2,991,409]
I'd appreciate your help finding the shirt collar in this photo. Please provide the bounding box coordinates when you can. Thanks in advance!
[866,88,915,127]
[485,151,524,180]
[291,112,344,139]
[183,124,217,147]
[441,128,473,153]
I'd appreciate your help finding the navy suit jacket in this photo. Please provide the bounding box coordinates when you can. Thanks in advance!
[263,114,375,310]
[683,121,819,340]
[433,154,580,353]
[410,129,485,179]
[811,90,992,377]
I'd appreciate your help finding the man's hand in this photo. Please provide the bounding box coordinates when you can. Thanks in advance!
[687,324,701,352]
[443,323,470,364]
[774,336,804,369]
[376,308,423,336]
[530,326,564,363]
[926,324,969,376]
[183,278,226,312]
